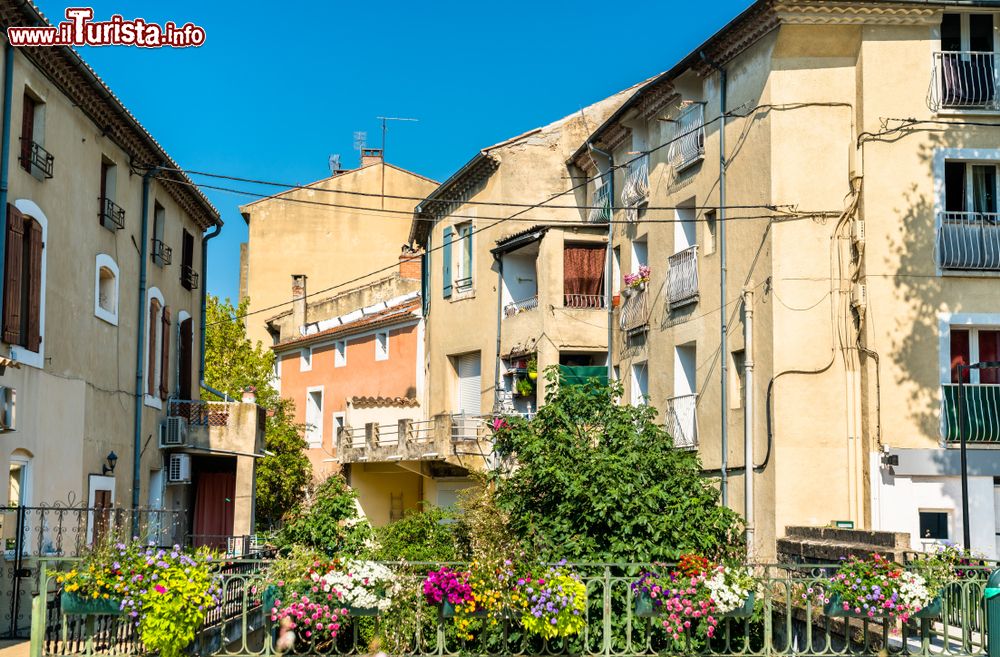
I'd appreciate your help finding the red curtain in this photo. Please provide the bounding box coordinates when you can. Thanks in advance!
[563,246,605,306]
[951,329,970,383]
[193,472,235,548]
[980,330,1000,384]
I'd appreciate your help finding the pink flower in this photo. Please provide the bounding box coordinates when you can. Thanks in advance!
[154,584,167,594]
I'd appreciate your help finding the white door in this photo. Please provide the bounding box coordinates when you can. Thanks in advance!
[148,470,164,544]
[457,353,482,415]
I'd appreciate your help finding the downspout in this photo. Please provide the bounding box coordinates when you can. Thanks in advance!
[701,51,728,506]
[0,43,14,292]
[743,286,754,556]
[132,166,160,529]
[587,143,614,382]
[199,222,231,401]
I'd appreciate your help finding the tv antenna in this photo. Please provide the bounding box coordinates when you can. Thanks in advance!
[328,154,342,174]
[376,116,418,157]
[353,131,367,153]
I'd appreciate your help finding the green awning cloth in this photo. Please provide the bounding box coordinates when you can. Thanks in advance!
[559,365,609,387]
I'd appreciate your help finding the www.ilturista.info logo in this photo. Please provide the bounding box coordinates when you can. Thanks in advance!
[7,8,206,48]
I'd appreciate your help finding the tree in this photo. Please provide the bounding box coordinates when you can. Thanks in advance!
[491,370,743,563]
[276,474,371,554]
[204,295,311,527]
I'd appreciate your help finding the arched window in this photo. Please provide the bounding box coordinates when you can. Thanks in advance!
[94,254,119,325]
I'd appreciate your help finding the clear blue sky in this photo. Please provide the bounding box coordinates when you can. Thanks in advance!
[36,0,752,303]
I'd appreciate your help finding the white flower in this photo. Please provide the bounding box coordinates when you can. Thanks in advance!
[319,561,396,612]
[898,571,932,612]
[704,566,753,614]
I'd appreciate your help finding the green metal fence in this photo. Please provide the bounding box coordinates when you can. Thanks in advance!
[29,560,996,656]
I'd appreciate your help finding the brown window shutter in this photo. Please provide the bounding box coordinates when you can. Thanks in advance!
[178,317,193,399]
[19,95,33,172]
[99,162,108,225]
[24,219,42,351]
[159,306,171,400]
[147,299,159,397]
[3,205,24,345]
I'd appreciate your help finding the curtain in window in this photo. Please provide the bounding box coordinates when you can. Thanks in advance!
[563,245,605,307]
[980,330,1000,384]
[951,328,970,383]
[193,471,235,549]
[972,165,997,215]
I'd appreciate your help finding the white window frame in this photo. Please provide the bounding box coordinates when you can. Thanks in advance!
[375,330,389,361]
[143,287,165,409]
[453,215,475,293]
[8,453,30,507]
[630,361,649,406]
[938,312,1000,383]
[9,199,47,369]
[933,148,1000,276]
[305,386,324,448]
[332,412,346,446]
[334,340,347,368]
[86,474,116,546]
[631,238,649,274]
[94,254,119,325]
[300,346,313,372]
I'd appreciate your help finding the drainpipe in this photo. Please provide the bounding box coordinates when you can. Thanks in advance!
[132,166,160,529]
[199,222,231,401]
[701,51,728,506]
[743,286,754,556]
[0,44,14,290]
[587,142,614,382]
[493,255,504,412]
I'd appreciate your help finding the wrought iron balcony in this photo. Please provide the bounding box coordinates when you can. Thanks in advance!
[99,197,126,230]
[181,264,199,291]
[620,154,649,220]
[563,294,606,309]
[667,104,706,171]
[455,276,473,293]
[19,138,53,179]
[942,384,1000,443]
[928,51,999,111]
[504,295,538,318]
[619,287,649,333]
[152,239,172,266]
[667,246,699,307]
[588,181,611,224]
[937,211,1000,271]
[666,394,698,450]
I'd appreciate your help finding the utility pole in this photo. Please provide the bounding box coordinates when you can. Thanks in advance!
[375,116,418,209]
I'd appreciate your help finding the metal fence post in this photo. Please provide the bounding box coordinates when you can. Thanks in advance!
[28,561,44,657]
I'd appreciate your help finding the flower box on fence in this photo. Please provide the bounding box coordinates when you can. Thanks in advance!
[911,596,942,619]
[824,593,942,620]
[440,600,488,619]
[262,585,279,615]
[634,590,658,618]
[720,591,755,618]
[348,605,380,617]
[60,591,123,616]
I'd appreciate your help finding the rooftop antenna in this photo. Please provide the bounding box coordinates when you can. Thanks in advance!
[328,154,342,175]
[353,131,367,153]
[375,117,418,208]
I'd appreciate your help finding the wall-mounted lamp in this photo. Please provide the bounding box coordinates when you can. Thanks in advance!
[102,451,118,476]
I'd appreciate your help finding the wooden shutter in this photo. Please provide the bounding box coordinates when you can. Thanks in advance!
[442,227,453,298]
[19,95,33,172]
[24,219,42,351]
[147,299,159,397]
[3,205,24,345]
[182,230,194,269]
[178,318,193,399]
[159,306,171,400]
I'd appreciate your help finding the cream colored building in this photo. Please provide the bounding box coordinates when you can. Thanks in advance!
[239,151,438,346]
[410,89,640,444]
[0,3,264,633]
[568,0,1000,558]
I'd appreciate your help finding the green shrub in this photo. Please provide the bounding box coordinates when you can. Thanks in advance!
[369,505,461,562]
[276,474,372,554]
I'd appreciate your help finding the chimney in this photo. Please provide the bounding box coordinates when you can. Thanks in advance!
[292,274,307,333]
[360,147,383,167]
[399,250,422,280]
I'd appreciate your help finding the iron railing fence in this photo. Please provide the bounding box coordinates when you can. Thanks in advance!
[929,51,999,111]
[589,181,612,224]
[620,154,649,221]
[942,383,1000,443]
[151,238,172,266]
[504,296,539,318]
[619,288,649,333]
[20,138,54,178]
[667,246,699,307]
[450,414,490,442]
[937,211,1000,271]
[31,560,996,656]
[665,394,698,450]
[564,294,606,310]
[181,264,200,290]
[99,197,125,231]
[667,104,706,172]
[168,399,234,427]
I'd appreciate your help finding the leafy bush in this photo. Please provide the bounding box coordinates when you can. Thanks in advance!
[277,474,372,554]
[369,506,460,562]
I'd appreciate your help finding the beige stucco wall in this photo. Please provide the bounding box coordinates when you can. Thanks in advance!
[242,163,437,345]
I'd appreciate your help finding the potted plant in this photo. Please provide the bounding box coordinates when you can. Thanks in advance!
[631,569,667,617]
[513,561,587,639]
[612,294,621,308]
[651,554,757,640]
[515,378,534,398]
[313,560,395,616]
[819,553,945,621]
[526,357,538,380]
[624,266,651,293]
[423,566,488,619]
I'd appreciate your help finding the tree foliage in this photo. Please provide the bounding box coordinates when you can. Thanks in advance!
[491,370,743,563]
[369,505,461,562]
[204,295,311,526]
[277,474,372,554]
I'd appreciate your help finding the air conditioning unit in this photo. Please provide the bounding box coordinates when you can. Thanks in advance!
[167,453,192,484]
[159,416,187,448]
[850,283,867,311]
[850,220,865,245]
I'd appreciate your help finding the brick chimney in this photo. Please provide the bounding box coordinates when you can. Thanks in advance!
[292,274,307,332]
[360,147,383,167]
[399,250,422,280]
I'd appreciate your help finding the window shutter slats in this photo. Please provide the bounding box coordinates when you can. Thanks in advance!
[19,95,33,171]
[147,299,159,397]
[442,227,453,298]
[160,306,171,400]
[24,219,42,351]
[3,205,24,345]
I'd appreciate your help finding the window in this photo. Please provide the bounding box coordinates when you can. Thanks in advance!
[333,413,345,444]
[94,254,119,325]
[3,201,46,367]
[455,352,482,415]
[612,246,621,295]
[375,331,389,361]
[919,511,949,540]
[300,346,312,372]
[152,202,171,266]
[674,203,696,254]
[950,326,1000,383]
[631,238,649,273]
[180,230,197,290]
[731,349,746,408]
[631,362,649,406]
[455,222,473,293]
[8,454,29,506]
[19,91,51,179]
[940,160,1000,270]
[942,13,995,53]
[563,244,605,309]
[704,210,717,255]
[99,159,123,230]
[144,288,166,408]
[334,340,347,367]
[177,314,193,400]
[305,387,324,448]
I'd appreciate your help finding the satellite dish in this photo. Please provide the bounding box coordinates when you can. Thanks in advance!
[329,154,342,174]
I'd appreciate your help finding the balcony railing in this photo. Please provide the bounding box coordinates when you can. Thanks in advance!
[667,104,706,171]
[620,154,649,221]
[503,295,538,318]
[168,399,231,427]
[937,211,1000,270]
[99,197,125,230]
[588,181,611,224]
[667,246,699,307]
[563,294,606,309]
[152,239,172,266]
[181,264,200,290]
[455,276,473,293]
[451,413,490,442]
[665,394,698,450]
[929,51,999,111]
[20,139,53,179]
[942,383,1000,443]
[619,287,649,333]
